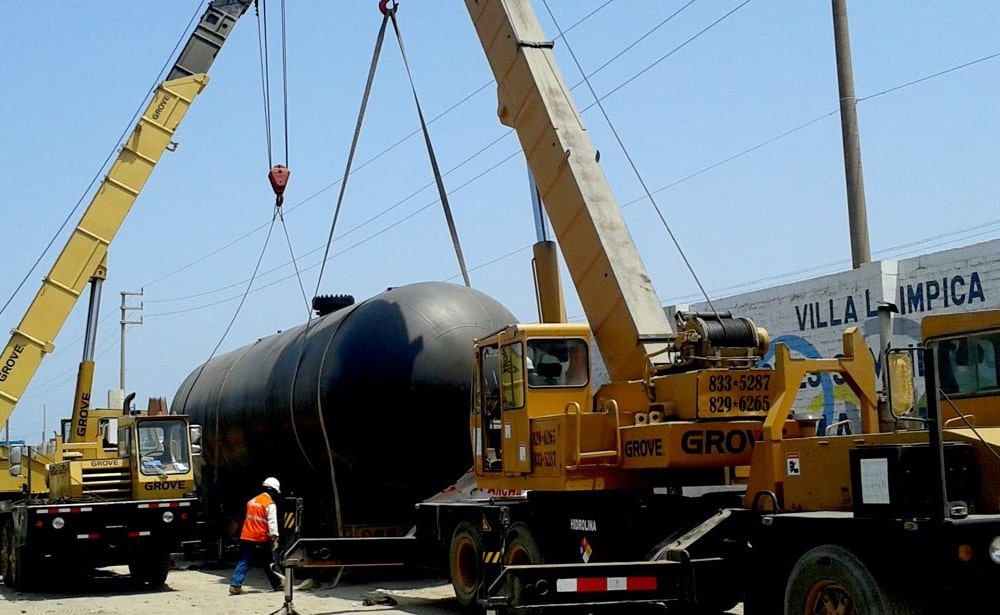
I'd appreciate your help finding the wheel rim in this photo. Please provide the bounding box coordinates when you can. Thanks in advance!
[453,535,478,595]
[506,542,532,566]
[805,579,854,615]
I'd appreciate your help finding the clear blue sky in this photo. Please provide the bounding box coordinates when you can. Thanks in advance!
[2,1,998,442]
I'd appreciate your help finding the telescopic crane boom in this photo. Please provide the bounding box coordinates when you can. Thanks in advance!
[0,0,252,432]
[467,1,675,382]
[276,5,1000,614]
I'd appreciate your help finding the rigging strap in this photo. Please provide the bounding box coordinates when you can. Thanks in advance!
[313,5,392,293]
[385,2,471,286]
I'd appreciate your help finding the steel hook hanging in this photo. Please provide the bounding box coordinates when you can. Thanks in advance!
[378,0,397,17]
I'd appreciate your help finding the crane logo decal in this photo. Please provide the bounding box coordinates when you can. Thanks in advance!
[75,392,92,437]
[624,438,664,458]
[144,480,187,491]
[680,429,758,455]
[151,93,172,121]
[0,343,26,382]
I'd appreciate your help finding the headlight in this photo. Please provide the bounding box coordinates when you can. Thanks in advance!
[989,536,1000,564]
[162,511,174,523]
[52,516,65,530]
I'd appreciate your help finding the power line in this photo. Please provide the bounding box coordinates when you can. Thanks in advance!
[13,8,999,403]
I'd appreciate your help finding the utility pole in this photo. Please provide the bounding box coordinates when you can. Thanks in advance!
[832,0,871,269]
[120,290,144,391]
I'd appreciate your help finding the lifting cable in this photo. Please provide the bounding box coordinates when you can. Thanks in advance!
[172,0,309,500]
[251,0,330,503]
[542,0,722,319]
[384,0,471,286]
[285,0,480,561]
[284,0,405,554]
[257,0,311,316]
[312,0,471,294]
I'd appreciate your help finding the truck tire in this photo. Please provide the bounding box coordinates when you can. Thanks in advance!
[2,520,33,592]
[784,544,920,615]
[449,521,484,613]
[503,523,543,566]
[502,523,545,613]
[129,549,171,589]
[1,519,14,588]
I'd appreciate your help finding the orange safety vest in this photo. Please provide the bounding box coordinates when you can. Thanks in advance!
[239,492,275,542]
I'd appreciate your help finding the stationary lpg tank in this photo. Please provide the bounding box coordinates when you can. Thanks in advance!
[171,281,516,535]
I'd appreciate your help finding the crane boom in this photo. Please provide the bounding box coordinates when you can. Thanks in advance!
[0,0,251,430]
[466,0,676,382]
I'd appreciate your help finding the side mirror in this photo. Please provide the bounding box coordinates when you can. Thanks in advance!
[189,424,203,456]
[8,446,22,477]
[7,446,24,476]
[106,418,119,445]
[887,351,916,417]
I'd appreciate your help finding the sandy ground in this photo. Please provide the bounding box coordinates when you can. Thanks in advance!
[0,559,460,615]
[1,558,744,614]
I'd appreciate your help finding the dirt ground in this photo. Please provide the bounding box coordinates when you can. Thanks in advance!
[0,559,459,615]
[0,557,744,614]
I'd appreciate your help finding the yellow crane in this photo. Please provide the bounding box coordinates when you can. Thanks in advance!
[277,3,1000,615]
[0,0,252,591]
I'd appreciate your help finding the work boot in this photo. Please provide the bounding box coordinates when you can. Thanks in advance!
[229,585,245,595]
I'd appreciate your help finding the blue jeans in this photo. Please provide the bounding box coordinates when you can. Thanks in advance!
[230,540,281,589]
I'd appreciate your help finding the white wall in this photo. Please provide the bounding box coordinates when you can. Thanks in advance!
[669,238,1000,432]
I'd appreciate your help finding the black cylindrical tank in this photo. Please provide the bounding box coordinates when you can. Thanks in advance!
[171,281,516,535]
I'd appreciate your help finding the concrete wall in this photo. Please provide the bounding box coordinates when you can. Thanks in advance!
[669,238,1000,432]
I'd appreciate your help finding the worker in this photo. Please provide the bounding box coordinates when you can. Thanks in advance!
[229,476,283,595]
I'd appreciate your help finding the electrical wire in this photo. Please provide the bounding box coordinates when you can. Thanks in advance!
[130,2,745,305]
[130,3,618,292]
[14,7,1000,403]
[138,41,1000,305]
[0,3,204,320]
[859,51,1000,104]
[542,0,752,316]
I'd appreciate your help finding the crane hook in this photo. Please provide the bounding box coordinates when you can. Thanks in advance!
[269,164,290,208]
[379,0,397,16]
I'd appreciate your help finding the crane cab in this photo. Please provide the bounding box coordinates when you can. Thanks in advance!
[920,309,1000,426]
[472,323,621,489]
[119,415,198,501]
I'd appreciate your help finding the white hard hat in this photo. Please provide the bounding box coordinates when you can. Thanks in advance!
[262,477,281,494]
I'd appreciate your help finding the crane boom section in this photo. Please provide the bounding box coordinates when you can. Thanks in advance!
[0,0,253,429]
[0,75,210,426]
[466,0,675,382]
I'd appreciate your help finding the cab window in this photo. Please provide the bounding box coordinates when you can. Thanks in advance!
[100,418,118,451]
[527,338,589,388]
[499,342,525,410]
[118,427,131,459]
[937,333,1000,395]
[137,419,191,476]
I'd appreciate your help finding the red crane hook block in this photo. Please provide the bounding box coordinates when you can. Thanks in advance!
[269,165,290,197]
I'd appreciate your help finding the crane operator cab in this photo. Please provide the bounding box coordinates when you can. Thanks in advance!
[921,310,1000,425]
[472,323,591,475]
